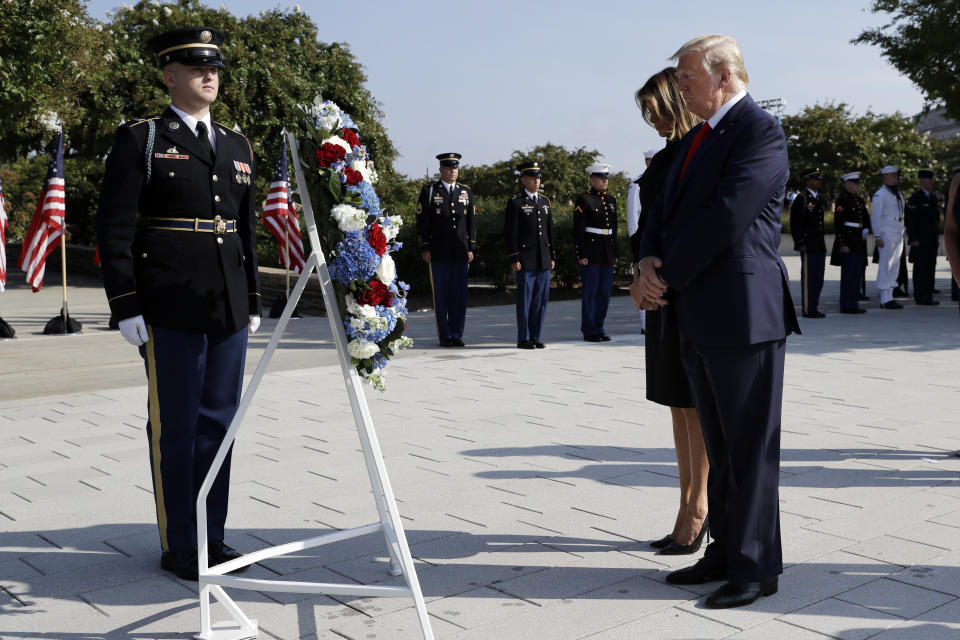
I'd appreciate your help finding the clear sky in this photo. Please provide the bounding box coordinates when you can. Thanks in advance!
[86,0,925,180]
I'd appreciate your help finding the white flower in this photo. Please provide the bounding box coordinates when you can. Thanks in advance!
[348,339,379,360]
[322,135,352,155]
[388,336,414,352]
[365,370,386,391]
[382,215,403,241]
[345,296,377,320]
[330,204,368,232]
[318,113,341,133]
[151,18,159,26]
[163,6,172,15]
[294,4,301,11]
[376,254,396,284]
[38,111,60,133]
[95,23,103,31]
[349,157,372,183]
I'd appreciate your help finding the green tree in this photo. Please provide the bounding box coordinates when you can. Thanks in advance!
[0,0,108,160]
[854,0,960,122]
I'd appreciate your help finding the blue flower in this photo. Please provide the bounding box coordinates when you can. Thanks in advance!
[372,354,388,370]
[329,231,379,284]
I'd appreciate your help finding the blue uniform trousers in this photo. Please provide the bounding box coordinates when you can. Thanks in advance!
[681,337,786,582]
[912,244,937,303]
[430,261,469,341]
[580,265,614,337]
[139,325,247,552]
[800,252,825,314]
[516,268,551,342]
[839,251,863,311]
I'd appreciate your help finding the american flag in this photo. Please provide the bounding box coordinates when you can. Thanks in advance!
[0,174,8,292]
[18,131,65,292]
[262,138,305,273]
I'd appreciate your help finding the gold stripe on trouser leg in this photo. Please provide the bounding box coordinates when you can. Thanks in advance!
[802,253,808,313]
[144,325,169,551]
[428,262,440,338]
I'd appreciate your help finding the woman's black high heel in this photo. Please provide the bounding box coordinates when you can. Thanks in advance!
[649,534,674,549]
[658,518,708,555]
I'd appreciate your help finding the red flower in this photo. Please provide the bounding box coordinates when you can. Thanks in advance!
[344,167,364,186]
[366,222,387,255]
[357,280,391,307]
[342,129,361,148]
[317,142,346,167]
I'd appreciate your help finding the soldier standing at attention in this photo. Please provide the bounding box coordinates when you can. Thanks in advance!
[790,168,827,318]
[96,27,260,581]
[873,165,906,309]
[505,162,555,349]
[832,172,868,314]
[416,153,476,346]
[905,169,942,305]
[574,163,618,342]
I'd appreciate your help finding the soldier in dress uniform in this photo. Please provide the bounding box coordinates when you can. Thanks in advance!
[790,167,827,317]
[505,161,555,349]
[872,165,906,309]
[95,27,260,581]
[416,153,476,346]
[905,169,942,305]
[574,163,618,341]
[831,172,868,313]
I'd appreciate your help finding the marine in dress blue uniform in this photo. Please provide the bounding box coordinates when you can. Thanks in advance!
[905,169,942,305]
[831,172,868,313]
[95,27,259,580]
[505,162,555,349]
[574,163,617,341]
[790,167,827,318]
[416,153,476,346]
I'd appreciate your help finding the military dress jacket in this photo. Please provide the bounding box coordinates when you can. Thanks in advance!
[790,188,827,253]
[573,188,617,265]
[832,191,869,261]
[505,192,555,270]
[96,107,261,334]
[905,189,941,248]
[415,181,476,262]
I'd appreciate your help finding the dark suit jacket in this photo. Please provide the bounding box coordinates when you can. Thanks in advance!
[505,192,555,270]
[416,181,477,262]
[638,94,800,347]
[96,107,261,334]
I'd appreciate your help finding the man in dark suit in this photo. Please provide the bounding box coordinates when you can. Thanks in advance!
[96,27,260,581]
[790,168,827,318]
[905,169,941,305]
[417,153,476,346]
[574,163,618,342]
[505,162,555,349]
[636,34,800,609]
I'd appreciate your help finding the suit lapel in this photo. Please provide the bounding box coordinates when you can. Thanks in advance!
[213,126,233,179]
[160,107,212,167]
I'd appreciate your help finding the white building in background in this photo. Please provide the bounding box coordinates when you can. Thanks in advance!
[915,108,960,140]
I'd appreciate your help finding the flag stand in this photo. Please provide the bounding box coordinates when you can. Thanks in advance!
[193,131,434,640]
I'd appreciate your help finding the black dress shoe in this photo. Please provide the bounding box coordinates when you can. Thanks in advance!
[161,549,199,581]
[584,334,604,342]
[209,541,248,573]
[916,300,940,306]
[704,577,778,609]
[649,534,674,549]
[533,341,546,349]
[439,339,453,347]
[802,311,826,318]
[600,334,611,341]
[517,340,535,349]
[881,300,903,309]
[840,308,867,314]
[665,558,726,585]
[451,338,465,347]
[660,519,708,555]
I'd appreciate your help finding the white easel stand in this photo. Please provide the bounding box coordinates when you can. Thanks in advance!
[193,131,434,640]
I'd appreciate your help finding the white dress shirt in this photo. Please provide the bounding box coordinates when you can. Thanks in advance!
[707,89,747,129]
[169,104,217,153]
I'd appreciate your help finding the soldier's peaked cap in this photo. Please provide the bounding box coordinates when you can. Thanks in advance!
[517,161,542,177]
[148,27,225,69]
[918,169,934,179]
[437,153,461,167]
[586,163,611,176]
[800,167,822,180]
[841,171,861,182]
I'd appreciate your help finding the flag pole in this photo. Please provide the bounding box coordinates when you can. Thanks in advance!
[284,208,290,297]
[58,122,68,329]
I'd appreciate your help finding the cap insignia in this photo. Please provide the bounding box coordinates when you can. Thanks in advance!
[200,30,212,43]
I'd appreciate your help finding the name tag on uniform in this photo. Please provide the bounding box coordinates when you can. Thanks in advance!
[154,153,189,160]
[521,205,533,214]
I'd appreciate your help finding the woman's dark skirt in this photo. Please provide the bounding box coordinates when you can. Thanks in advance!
[644,308,696,409]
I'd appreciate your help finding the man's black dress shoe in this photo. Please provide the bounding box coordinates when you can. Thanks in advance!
[916,300,940,306]
[881,300,903,309]
[704,577,778,609]
[649,534,673,549]
[451,338,465,347]
[802,311,826,318]
[533,341,546,349]
[439,339,453,347]
[517,340,535,349]
[665,558,726,585]
[584,334,604,342]
[161,549,199,581]
[209,541,248,573]
[600,334,611,341]
[840,308,866,314]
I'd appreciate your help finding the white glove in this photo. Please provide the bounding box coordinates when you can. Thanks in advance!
[119,315,149,346]
[248,315,261,334]
[862,229,869,240]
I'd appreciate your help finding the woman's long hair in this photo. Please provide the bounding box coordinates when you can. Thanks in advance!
[635,67,700,140]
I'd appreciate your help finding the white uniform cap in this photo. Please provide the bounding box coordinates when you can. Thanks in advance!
[586,163,611,175]
[880,165,899,174]
[643,149,657,160]
[841,171,861,182]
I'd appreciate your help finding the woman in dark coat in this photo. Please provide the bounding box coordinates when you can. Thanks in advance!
[629,67,708,554]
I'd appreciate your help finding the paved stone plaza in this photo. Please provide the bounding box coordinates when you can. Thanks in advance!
[3,255,960,639]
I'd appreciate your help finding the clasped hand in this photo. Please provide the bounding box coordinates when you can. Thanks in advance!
[629,256,668,311]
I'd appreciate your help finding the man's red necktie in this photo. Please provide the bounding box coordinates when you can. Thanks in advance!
[679,122,711,178]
